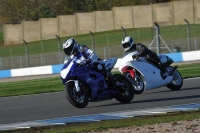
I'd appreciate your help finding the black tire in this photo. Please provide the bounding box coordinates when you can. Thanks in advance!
[166,67,183,90]
[114,74,134,103]
[123,72,145,94]
[65,81,89,108]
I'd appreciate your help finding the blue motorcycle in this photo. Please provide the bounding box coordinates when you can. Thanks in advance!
[60,57,134,108]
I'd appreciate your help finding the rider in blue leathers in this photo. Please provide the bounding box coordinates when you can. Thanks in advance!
[63,38,103,72]
[62,38,116,88]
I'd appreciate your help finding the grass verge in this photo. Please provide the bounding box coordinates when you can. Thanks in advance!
[176,63,200,78]
[5,110,200,133]
[0,63,200,97]
[0,76,63,97]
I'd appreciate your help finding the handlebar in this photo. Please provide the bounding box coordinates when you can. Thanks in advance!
[132,54,140,59]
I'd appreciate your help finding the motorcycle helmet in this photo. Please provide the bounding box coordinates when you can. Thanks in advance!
[63,38,78,56]
[121,36,135,51]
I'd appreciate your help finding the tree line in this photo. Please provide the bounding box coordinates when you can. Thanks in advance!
[0,0,178,24]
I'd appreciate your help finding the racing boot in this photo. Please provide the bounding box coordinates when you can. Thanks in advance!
[158,61,163,68]
[158,61,167,77]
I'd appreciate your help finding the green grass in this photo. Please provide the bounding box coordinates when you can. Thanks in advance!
[6,110,200,133]
[0,24,200,58]
[0,63,200,97]
[0,76,63,97]
[177,63,200,78]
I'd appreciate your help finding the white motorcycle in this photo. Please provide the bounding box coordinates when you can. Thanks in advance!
[119,51,183,94]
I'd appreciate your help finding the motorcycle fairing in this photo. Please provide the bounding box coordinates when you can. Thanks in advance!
[104,58,118,72]
[119,52,174,90]
[60,58,119,100]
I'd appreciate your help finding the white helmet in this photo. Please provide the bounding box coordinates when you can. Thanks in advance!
[121,36,135,51]
[63,38,78,56]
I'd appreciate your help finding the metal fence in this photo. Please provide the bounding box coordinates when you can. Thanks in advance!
[0,23,200,70]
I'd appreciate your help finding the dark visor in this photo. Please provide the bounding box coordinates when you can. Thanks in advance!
[64,46,73,55]
[123,42,131,49]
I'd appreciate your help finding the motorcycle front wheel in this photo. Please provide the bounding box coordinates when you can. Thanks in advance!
[65,81,89,108]
[123,72,145,94]
[113,74,134,103]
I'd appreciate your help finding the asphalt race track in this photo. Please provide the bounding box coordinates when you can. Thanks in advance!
[0,77,200,125]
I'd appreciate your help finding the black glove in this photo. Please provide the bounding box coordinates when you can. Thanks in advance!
[86,59,91,64]
[132,54,140,59]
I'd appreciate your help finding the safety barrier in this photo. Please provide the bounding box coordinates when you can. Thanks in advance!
[0,50,200,79]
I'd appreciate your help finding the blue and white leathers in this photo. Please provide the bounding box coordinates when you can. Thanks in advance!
[67,45,99,63]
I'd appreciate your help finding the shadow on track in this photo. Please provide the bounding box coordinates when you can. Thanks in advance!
[87,94,200,108]
[144,87,200,94]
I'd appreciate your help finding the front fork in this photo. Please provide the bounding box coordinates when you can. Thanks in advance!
[123,69,140,86]
[66,80,80,92]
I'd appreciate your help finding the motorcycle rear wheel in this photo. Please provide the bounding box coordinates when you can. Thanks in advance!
[114,74,134,103]
[65,81,89,108]
[166,66,183,90]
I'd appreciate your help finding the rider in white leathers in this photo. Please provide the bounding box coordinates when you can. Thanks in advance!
[122,36,163,68]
